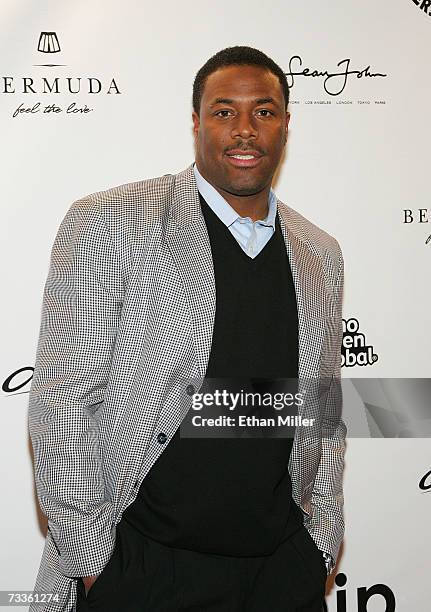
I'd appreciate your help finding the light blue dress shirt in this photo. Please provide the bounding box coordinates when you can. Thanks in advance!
[193,163,277,259]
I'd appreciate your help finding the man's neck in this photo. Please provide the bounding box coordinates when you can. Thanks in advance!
[195,163,271,222]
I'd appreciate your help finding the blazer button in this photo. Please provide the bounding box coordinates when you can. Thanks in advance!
[186,384,195,396]
[157,432,167,444]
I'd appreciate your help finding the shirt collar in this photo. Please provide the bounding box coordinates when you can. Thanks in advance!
[193,162,277,229]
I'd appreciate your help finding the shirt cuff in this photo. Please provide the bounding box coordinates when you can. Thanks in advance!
[321,551,334,575]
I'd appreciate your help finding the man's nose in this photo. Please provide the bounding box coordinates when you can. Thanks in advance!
[231,113,257,139]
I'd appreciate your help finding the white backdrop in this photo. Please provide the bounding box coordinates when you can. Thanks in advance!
[1,0,430,610]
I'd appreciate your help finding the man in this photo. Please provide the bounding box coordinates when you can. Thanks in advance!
[29,46,346,612]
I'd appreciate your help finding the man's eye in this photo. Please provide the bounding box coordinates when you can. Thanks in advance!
[256,109,274,117]
[215,110,233,118]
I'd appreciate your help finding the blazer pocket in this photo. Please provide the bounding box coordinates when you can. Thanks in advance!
[292,528,327,585]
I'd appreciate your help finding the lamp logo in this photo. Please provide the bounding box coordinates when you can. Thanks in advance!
[37,32,61,53]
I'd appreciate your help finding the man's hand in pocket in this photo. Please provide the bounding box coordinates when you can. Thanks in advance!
[82,574,100,596]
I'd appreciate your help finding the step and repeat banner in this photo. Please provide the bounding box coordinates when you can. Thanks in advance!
[1,0,430,610]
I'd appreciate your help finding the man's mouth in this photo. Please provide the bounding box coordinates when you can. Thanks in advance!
[225,150,263,168]
[229,154,256,160]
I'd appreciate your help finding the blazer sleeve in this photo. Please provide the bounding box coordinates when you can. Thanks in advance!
[307,244,347,572]
[28,196,124,578]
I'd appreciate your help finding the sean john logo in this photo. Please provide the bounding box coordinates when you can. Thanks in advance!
[285,55,387,96]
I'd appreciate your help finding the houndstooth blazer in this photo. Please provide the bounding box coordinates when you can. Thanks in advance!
[28,163,346,612]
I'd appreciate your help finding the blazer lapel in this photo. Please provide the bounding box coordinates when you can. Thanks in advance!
[164,165,216,378]
[277,203,328,383]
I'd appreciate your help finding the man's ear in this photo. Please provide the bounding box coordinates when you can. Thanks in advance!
[284,111,291,143]
[192,111,200,137]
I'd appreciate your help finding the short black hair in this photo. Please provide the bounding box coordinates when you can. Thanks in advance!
[193,45,289,115]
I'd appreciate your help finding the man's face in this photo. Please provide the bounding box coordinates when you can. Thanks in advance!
[192,64,290,197]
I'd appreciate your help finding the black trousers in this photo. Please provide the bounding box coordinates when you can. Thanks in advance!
[76,518,326,611]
